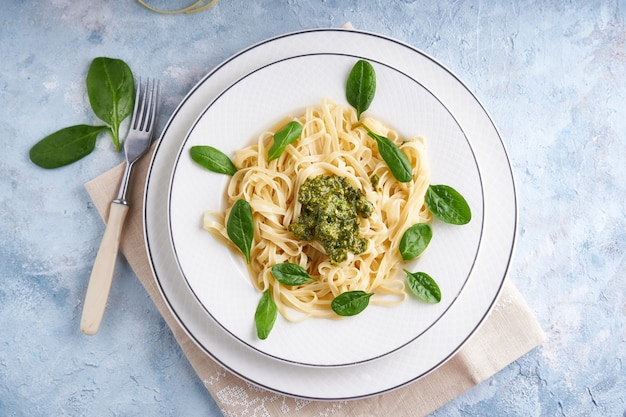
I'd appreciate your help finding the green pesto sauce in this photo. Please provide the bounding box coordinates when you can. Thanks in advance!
[370,173,380,190]
[288,175,374,265]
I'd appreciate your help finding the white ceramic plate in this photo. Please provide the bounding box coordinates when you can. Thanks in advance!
[168,53,484,367]
[144,28,516,399]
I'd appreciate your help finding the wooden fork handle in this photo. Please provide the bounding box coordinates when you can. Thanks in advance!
[80,201,129,335]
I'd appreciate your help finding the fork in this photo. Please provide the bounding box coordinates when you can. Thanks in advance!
[81,78,159,335]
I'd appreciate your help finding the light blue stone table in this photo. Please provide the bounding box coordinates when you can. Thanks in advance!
[1,1,624,416]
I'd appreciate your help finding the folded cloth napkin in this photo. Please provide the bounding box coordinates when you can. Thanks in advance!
[85,146,545,416]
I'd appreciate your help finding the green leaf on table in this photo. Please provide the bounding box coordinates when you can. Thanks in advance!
[86,57,135,151]
[29,125,109,169]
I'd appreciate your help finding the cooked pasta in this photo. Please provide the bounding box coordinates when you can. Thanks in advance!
[203,98,431,321]
[138,0,218,14]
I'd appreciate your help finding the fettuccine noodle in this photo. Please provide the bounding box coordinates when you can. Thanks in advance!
[138,0,218,14]
[203,98,431,321]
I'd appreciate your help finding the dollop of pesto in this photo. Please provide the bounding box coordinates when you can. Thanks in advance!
[370,173,380,190]
[288,175,374,265]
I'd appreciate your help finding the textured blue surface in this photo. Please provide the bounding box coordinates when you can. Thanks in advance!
[1,1,625,416]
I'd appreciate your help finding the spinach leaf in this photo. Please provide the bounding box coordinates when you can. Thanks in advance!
[399,223,432,261]
[271,263,315,286]
[86,57,135,151]
[254,289,277,340]
[190,145,237,175]
[29,125,108,169]
[366,129,413,182]
[331,290,373,316]
[404,270,441,303]
[346,60,376,119]
[226,199,254,263]
[425,184,472,225]
[268,121,302,161]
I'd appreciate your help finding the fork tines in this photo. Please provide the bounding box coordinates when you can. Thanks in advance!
[131,77,159,133]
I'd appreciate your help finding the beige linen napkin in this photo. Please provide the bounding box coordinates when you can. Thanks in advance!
[85,148,545,416]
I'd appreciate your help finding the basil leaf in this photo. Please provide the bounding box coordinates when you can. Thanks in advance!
[226,199,254,263]
[268,121,302,161]
[189,145,237,175]
[254,289,277,340]
[86,57,135,152]
[331,290,373,316]
[346,60,376,119]
[366,129,413,182]
[425,184,472,225]
[29,125,108,169]
[404,270,441,303]
[271,263,315,286]
[399,223,432,261]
